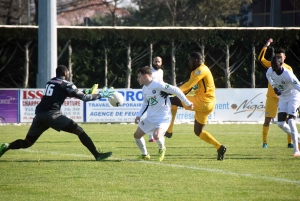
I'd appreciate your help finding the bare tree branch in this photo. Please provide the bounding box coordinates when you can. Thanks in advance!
[7,70,20,87]
[0,45,18,73]
[206,53,224,69]
[109,74,118,87]
[58,40,71,61]
[131,49,149,65]
[290,48,300,62]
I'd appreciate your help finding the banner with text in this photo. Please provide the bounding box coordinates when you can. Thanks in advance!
[2,88,268,123]
[20,89,84,123]
[86,89,143,122]
[0,90,18,123]
[209,88,267,121]
[85,88,268,123]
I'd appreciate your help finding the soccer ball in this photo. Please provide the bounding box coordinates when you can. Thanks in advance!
[108,91,124,107]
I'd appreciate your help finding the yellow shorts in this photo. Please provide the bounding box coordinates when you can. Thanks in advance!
[181,96,215,124]
[265,97,279,118]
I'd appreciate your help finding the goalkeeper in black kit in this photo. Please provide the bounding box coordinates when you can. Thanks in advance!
[0,65,114,161]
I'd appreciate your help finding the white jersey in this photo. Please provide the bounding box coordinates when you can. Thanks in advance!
[266,67,300,101]
[137,81,192,123]
[151,67,163,82]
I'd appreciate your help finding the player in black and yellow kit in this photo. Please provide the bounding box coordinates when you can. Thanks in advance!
[0,65,114,161]
[164,52,226,160]
[258,38,293,148]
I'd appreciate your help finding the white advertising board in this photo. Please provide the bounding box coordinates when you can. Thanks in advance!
[85,89,143,122]
[20,89,84,123]
[209,88,267,122]
[18,88,268,123]
[86,88,268,123]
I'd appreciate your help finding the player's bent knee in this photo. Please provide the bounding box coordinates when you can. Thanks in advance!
[73,125,84,135]
[62,120,80,134]
[194,129,201,136]
[194,127,202,136]
[133,133,141,139]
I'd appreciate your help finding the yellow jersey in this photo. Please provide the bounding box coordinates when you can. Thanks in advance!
[179,63,215,102]
[258,47,293,98]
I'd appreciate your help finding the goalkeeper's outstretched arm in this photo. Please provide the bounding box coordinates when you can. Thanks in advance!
[67,84,114,102]
[69,87,100,102]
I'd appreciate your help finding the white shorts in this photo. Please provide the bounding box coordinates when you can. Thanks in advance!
[138,118,171,134]
[278,98,300,116]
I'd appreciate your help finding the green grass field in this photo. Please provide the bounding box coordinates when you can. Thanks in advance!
[0,123,299,201]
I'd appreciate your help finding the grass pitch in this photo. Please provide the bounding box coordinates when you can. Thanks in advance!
[0,123,299,201]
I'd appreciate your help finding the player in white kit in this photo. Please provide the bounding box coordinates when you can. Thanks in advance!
[148,56,164,142]
[151,56,164,82]
[134,66,193,161]
[266,56,300,157]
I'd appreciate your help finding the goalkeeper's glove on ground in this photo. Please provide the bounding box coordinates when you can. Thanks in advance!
[84,84,98,94]
[99,86,115,98]
[274,87,281,96]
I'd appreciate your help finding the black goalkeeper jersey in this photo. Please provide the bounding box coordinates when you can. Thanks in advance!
[35,77,99,113]
[35,77,77,113]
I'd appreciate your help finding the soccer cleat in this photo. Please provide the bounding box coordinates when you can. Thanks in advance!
[293,152,300,157]
[137,154,150,160]
[0,143,9,158]
[96,152,112,161]
[149,139,156,142]
[157,148,166,162]
[164,132,173,138]
[217,145,226,161]
[287,143,294,148]
[262,143,268,148]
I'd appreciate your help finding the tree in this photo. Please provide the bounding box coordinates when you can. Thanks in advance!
[0,0,34,25]
[128,0,253,87]
[103,0,124,26]
[130,0,252,27]
[18,41,33,88]
[188,0,252,27]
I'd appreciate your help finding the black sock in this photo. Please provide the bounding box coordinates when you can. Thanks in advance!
[78,132,99,158]
[8,139,30,150]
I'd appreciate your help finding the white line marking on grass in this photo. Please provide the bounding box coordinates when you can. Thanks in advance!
[20,149,300,185]
[139,161,300,185]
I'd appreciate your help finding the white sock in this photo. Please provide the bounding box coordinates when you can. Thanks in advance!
[135,137,148,155]
[277,121,292,134]
[149,134,154,140]
[288,119,299,153]
[156,136,165,150]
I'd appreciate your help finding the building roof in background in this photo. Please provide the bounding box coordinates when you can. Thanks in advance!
[57,0,130,26]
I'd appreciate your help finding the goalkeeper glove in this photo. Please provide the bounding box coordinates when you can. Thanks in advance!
[99,86,115,98]
[274,87,281,96]
[84,84,98,94]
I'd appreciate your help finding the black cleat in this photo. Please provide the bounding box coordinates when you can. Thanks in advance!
[96,152,112,161]
[217,145,226,161]
[164,132,173,138]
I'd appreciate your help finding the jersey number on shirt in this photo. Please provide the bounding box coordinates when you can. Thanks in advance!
[44,84,55,96]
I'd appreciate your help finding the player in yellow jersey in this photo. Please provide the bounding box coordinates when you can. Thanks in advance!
[258,38,293,149]
[164,52,226,160]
